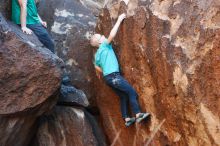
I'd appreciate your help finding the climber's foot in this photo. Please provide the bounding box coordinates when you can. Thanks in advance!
[125,117,136,127]
[136,113,150,123]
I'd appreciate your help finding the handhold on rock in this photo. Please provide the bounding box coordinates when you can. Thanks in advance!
[58,84,89,107]
[62,75,71,85]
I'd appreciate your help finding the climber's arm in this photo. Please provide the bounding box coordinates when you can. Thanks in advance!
[107,13,126,44]
[38,15,47,28]
[18,0,32,34]
[95,66,103,79]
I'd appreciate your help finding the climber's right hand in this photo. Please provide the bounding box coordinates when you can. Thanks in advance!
[122,0,129,5]
[118,13,126,22]
[21,27,33,35]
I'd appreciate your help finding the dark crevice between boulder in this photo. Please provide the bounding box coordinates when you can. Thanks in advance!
[29,105,107,146]
[29,75,106,145]
[0,89,60,146]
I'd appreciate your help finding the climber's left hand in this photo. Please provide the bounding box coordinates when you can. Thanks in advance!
[41,21,47,28]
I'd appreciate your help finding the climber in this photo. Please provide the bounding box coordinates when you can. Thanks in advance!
[90,13,150,127]
[11,0,55,53]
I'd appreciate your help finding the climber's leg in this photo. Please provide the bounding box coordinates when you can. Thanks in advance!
[27,23,55,53]
[113,89,130,118]
[104,72,141,115]
[105,76,129,118]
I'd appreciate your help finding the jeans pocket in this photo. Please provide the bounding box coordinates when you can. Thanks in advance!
[111,77,121,87]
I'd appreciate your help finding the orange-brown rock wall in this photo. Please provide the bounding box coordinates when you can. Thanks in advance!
[94,0,220,146]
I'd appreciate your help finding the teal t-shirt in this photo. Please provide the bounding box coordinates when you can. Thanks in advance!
[95,40,120,76]
[12,0,40,24]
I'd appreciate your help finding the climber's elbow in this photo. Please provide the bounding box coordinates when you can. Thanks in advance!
[95,66,102,73]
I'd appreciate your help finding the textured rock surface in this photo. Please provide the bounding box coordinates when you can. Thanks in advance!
[78,0,103,14]
[0,1,107,146]
[37,0,101,105]
[58,84,89,107]
[33,106,107,146]
[1,0,101,105]
[0,0,11,18]
[0,13,62,146]
[0,14,62,114]
[0,93,59,146]
[94,0,220,146]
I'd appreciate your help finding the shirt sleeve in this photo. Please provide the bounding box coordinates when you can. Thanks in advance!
[94,52,101,67]
[100,40,112,49]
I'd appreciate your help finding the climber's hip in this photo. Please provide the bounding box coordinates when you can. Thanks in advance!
[104,72,135,92]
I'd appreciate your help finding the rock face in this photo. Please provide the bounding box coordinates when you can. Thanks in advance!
[0,94,59,146]
[0,13,62,146]
[58,84,89,107]
[94,0,220,146]
[1,1,107,146]
[0,15,62,114]
[37,0,102,105]
[0,1,108,146]
[32,77,106,146]
[0,0,11,18]
[33,106,107,146]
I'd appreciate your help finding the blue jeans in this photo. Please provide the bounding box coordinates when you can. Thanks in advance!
[104,72,141,118]
[27,23,55,53]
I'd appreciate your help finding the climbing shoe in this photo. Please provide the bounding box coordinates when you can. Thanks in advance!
[136,113,150,123]
[125,117,136,127]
